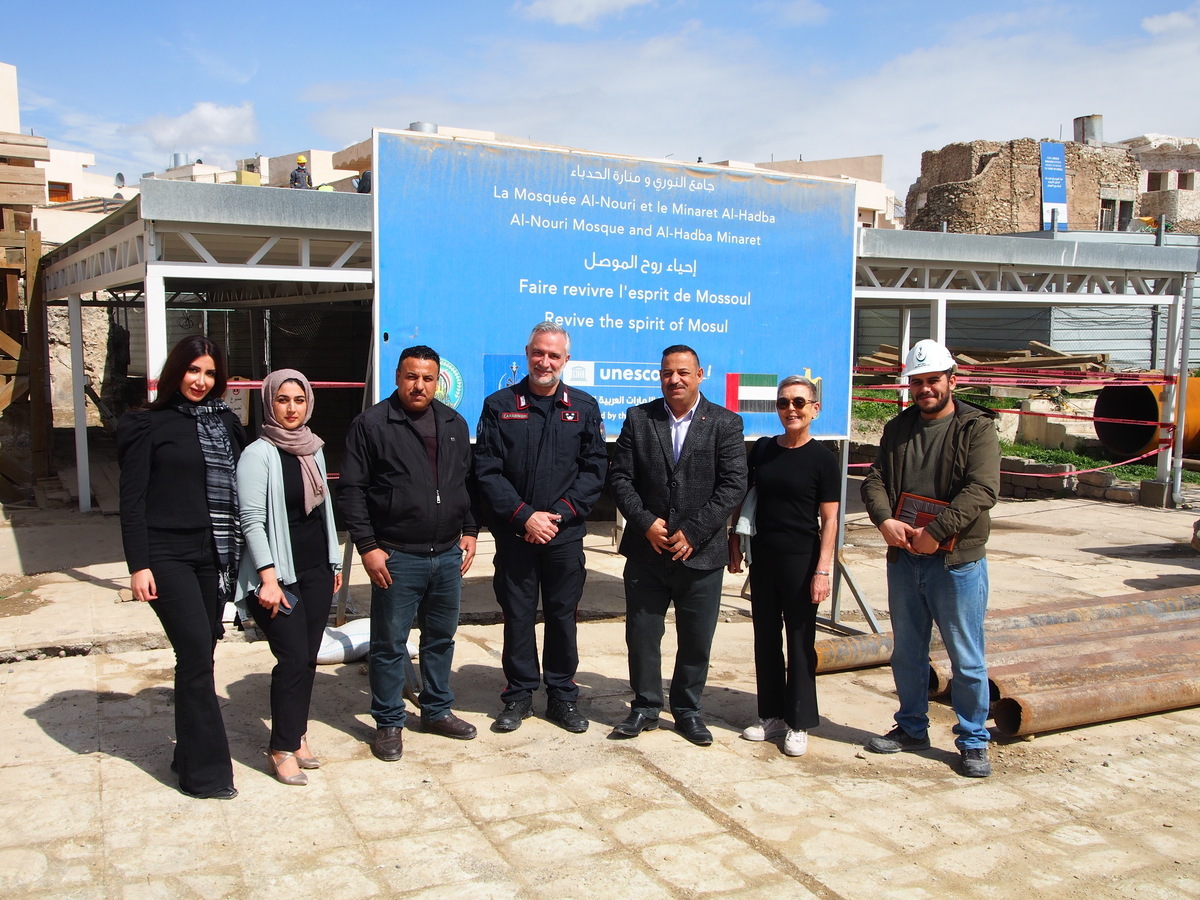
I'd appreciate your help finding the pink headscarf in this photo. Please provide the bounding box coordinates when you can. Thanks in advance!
[260,369,326,515]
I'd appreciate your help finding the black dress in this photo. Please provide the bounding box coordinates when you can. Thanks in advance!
[748,438,840,731]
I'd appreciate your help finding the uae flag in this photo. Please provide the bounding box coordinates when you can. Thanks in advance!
[725,373,776,413]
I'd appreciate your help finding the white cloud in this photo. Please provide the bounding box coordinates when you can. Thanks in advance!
[124,101,259,164]
[515,0,656,27]
[21,90,260,177]
[305,10,1200,199]
[1142,3,1200,34]
[751,0,829,27]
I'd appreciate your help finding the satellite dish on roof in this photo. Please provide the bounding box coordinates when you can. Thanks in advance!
[114,172,126,188]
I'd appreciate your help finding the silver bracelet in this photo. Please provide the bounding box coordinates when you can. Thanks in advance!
[814,570,831,576]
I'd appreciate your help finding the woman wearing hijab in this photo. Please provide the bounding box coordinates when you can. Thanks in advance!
[118,335,246,799]
[236,369,341,786]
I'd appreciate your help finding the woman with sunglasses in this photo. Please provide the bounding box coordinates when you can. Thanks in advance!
[235,369,341,786]
[118,335,247,799]
[728,375,839,757]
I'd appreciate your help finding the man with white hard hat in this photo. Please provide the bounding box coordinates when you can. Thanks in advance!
[860,339,1000,777]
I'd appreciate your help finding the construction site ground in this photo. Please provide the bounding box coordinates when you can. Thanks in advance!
[3,479,1200,898]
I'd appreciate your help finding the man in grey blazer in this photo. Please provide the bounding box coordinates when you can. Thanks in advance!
[609,345,747,745]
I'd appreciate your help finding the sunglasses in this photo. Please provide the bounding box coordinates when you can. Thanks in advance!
[776,396,815,410]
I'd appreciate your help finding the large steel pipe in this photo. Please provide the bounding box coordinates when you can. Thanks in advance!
[815,633,896,673]
[987,645,1200,702]
[981,592,1200,633]
[929,618,1200,695]
[992,672,1200,736]
[1095,379,1200,456]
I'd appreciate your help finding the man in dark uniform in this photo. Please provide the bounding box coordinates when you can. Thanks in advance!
[475,322,608,733]
[289,155,313,189]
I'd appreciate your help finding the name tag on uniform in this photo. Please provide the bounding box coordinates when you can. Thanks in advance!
[561,411,580,422]
[501,412,529,420]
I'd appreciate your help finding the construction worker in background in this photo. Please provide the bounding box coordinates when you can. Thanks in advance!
[290,155,313,189]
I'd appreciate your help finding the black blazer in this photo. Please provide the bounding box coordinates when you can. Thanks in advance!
[610,394,747,570]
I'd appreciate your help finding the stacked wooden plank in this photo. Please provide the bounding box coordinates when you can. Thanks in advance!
[0,131,48,206]
[857,341,1109,376]
[0,130,51,500]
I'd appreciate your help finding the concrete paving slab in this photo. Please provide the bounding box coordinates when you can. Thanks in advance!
[4,491,1200,896]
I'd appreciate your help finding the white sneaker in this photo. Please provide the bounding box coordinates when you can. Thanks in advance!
[742,717,787,742]
[784,728,808,757]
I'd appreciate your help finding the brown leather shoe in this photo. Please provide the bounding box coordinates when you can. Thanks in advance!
[372,726,404,761]
[421,712,478,740]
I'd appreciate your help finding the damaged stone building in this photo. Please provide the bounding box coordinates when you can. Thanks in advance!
[906,116,1200,236]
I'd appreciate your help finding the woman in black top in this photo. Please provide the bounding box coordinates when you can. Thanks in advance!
[729,375,839,758]
[117,335,247,799]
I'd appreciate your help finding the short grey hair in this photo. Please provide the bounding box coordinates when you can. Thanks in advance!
[778,375,819,400]
[528,321,571,353]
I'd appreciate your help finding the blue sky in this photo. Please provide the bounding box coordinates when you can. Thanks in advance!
[7,0,1200,196]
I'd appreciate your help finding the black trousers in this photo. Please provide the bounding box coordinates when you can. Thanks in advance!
[492,532,586,703]
[750,553,820,730]
[146,527,233,795]
[623,557,724,717]
[248,562,335,751]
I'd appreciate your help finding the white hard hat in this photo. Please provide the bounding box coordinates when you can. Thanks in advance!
[902,339,956,378]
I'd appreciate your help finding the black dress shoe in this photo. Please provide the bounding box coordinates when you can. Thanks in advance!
[493,697,533,732]
[180,785,238,800]
[546,698,589,733]
[675,715,713,746]
[372,726,404,761]
[609,710,659,739]
[421,711,478,740]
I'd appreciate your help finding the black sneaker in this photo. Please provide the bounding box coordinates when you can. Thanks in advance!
[493,697,533,732]
[960,746,992,778]
[866,725,931,754]
[546,698,589,733]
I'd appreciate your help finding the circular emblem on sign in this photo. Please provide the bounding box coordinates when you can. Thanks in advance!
[436,359,464,409]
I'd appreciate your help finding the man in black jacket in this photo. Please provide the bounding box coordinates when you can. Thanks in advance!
[475,322,608,734]
[339,345,480,761]
[609,345,746,746]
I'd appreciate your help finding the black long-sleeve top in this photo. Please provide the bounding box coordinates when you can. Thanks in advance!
[116,396,248,573]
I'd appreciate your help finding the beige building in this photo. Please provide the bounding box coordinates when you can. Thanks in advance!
[1117,133,1200,234]
[755,155,900,228]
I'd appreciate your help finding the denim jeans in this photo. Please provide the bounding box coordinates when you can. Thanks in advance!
[369,545,463,728]
[887,552,990,749]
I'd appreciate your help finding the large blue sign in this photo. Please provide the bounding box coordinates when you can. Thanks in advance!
[373,130,856,438]
[1040,141,1068,231]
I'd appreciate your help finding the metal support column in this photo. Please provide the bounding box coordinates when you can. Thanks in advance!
[1172,273,1195,505]
[68,293,91,512]
[1159,292,1183,483]
[145,265,168,400]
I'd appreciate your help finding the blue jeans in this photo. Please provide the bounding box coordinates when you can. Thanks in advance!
[369,546,463,728]
[887,552,990,750]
